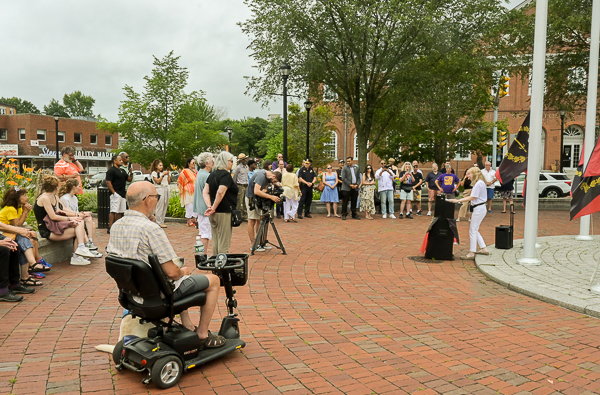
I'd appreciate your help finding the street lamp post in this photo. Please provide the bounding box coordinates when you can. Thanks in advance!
[559,109,566,172]
[304,99,313,160]
[225,126,233,152]
[53,113,60,162]
[279,63,291,163]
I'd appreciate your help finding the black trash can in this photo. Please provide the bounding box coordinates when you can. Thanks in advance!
[97,186,110,229]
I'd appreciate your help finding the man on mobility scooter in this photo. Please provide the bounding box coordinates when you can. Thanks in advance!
[106,182,246,388]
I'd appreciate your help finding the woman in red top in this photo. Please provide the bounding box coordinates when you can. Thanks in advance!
[178,158,198,227]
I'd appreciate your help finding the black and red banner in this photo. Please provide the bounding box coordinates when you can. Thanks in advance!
[495,112,530,184]
[570,137,600,220]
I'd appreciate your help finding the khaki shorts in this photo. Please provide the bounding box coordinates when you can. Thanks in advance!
[245,196,261,220]
[412,189,421,201]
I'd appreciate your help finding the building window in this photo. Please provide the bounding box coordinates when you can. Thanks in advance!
[37,130,46,141]
[19,129,26,140]
[323,84,338,102]
[58,131,65,143]
[454,144,471,161]
[353,133,369,160]
[323,131,337,159]
[105,135,112,146]
[90,134,98,145]
[9,109,14,115]
[74,132,82,143]
[0,108,5,115]
[0,129,7,140]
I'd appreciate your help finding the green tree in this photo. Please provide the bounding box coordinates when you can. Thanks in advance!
[63,91,96,117]
[493,0,598,115]
[240,0,508,169]
[257,104,335,168]
[234,117,270,157]
[98,51,226,168]
[0,97,41,114]
[43,98,70,118]
[374,44,496,165]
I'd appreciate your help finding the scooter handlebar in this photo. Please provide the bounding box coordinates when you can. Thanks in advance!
[196,257,245,271]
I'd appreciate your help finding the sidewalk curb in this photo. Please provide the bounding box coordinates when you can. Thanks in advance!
[475,237,600,319]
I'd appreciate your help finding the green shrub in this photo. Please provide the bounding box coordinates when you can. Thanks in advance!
[166,190,186,218]
[312,189,321,200]
[78,191,98,213]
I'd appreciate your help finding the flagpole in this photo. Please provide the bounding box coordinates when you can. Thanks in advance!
[576,0,600,241]
[518,0,549,265]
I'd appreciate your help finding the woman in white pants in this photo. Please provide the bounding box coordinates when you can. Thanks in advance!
[150,159,171,228]
[281,164,301,222]
[448,166,490,259]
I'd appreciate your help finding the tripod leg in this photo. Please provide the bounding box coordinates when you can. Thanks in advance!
[269,218,287,255]
[251,218,268,256]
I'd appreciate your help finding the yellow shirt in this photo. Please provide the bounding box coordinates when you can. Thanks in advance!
[0,206,23,225]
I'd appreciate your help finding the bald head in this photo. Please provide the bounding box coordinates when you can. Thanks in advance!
[127,181,156,212]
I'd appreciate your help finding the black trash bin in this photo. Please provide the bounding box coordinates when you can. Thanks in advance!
[97,186,110,229]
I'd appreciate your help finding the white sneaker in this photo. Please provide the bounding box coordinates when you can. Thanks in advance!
[253,246,265,252]
[382,214,387,219]
[427,211,432,216]
[456,218,460,222]
[262,245,272,250]
[74,246,96,258]
[85,241,98,251]
[389,214,396,219]
[70,255,91,266]
[90,250,103,258]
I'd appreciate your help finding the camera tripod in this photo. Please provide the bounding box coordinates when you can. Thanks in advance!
[250,211,286,256]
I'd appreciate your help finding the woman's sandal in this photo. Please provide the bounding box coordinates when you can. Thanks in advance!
[334,214,341,218]
[199,331,226,349]
[29,271,45,279]
[460,255,475,260]
[21,276,43,286]
[29,263,50,272]
[501,211,507,213]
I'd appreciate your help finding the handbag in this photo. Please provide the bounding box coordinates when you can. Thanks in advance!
[43,214,74,235]
[231,209,243,227]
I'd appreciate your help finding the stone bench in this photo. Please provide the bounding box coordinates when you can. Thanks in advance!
[37,234,74,264]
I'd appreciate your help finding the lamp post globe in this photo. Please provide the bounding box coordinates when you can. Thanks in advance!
[304,99,313,160]
[225,126,233,152]
[279,63,291,163]
[53,113,60,162]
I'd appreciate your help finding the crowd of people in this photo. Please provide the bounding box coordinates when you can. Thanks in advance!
[0,141,512,305]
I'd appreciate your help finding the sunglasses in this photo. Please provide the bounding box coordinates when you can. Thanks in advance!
[327,167,332,169]
[143,194,161,201]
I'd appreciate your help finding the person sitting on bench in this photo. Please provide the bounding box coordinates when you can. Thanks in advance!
[106,181,225,348]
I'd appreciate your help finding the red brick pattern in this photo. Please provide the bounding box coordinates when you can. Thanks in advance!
[2,211,600,394]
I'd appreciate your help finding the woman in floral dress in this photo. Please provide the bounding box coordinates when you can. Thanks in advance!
[360,165,376,219]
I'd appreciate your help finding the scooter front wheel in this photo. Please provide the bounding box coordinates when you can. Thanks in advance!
[151,356,183,389]
[112,340,124,366]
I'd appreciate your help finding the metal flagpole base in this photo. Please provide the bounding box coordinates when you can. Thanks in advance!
[575,235,594,241]
[517,257,542,266]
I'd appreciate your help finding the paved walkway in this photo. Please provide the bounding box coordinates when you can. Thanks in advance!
[2,210,600,394]
[477,236,600,319]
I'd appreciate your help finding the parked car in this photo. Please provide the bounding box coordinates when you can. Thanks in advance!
[88,172,106,188]
[132,170,151,183]
[494,172,572,198]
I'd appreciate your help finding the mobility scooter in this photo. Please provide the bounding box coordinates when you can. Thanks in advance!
[105,252,248,389]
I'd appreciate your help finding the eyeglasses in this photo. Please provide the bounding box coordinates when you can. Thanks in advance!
[143,194,161,201]
[327,167,332,169]
[413,165,418,167]
[366,167,372,169]
[124,156,130,159]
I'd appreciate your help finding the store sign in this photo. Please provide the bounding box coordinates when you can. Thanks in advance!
[30,140,39,146]
[0,144,19,156]
[39,147,112,159]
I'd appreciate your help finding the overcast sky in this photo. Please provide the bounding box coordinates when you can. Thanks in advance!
[1,0,523,123]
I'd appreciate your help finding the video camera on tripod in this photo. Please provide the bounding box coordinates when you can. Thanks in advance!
[251,184,286,213]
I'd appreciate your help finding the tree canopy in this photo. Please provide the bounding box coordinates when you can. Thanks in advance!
[98,51,226,168]
[0,97,40,114]
[62,91,96,117]
[240,0,509,168]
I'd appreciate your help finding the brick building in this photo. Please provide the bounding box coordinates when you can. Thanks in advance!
[320,74,591,178]
[0,111,117,174]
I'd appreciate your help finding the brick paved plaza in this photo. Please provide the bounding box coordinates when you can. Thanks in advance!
[2,210,600,395]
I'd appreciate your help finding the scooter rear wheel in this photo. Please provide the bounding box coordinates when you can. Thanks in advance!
[151,355,183,389]
[112,340,124,366]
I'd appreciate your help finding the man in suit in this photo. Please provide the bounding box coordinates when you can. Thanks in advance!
[341,157,361,220]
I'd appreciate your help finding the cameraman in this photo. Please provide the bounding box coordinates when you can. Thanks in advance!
[245,169,282,251]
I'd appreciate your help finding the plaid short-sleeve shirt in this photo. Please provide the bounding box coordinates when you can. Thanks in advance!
[106,210,178,265]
